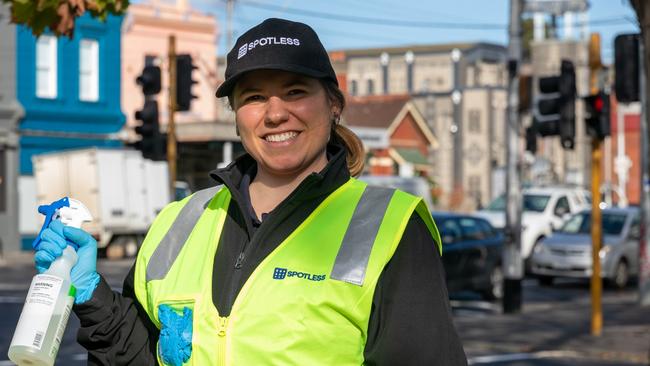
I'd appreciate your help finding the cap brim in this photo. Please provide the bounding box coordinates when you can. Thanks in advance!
[215,64,335,98]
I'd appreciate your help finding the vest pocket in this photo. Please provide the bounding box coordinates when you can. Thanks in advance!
[156,298,196,366]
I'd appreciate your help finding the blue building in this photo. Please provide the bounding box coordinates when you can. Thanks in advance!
[17,13,125,174]
[16,13,125,248]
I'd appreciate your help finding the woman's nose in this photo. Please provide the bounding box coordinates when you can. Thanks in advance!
[264,96,289,125]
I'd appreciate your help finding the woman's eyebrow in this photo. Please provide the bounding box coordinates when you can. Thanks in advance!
[236,86,262,96]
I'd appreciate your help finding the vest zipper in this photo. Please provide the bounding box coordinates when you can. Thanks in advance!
[216,316,228,366]
[234,252,245,269]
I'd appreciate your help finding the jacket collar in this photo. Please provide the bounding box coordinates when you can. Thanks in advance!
[209,140,351,207]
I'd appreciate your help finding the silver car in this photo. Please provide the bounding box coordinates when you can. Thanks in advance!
[530,207,640,288]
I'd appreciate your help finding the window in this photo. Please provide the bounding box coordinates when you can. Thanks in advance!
[79,39,99,102]
[36,35,57,98]
[477,219,496,238]
[553,196,570,217]
[438,219,462,245]
[468,175,481,200]
[367,79,375,95]
[459,218,485,241]
[350,80,358,96]
[468,109,481,133]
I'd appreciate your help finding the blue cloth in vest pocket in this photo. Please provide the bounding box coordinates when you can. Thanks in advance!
[158,304,193,366]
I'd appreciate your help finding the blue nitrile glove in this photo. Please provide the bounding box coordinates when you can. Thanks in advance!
[34,220,100,304]
[158,305,193,366]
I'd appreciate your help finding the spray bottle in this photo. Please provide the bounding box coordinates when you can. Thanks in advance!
[8,197,92,366]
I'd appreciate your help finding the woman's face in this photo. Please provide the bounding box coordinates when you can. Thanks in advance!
[233,69,337,178]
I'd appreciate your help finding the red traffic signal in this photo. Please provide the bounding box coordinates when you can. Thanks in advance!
[584,92,610,139]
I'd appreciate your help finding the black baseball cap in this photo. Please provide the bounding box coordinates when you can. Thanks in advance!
[215,18,338,98]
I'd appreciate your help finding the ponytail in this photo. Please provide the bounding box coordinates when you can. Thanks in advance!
[321,80,365,177]
[332,124,365,177]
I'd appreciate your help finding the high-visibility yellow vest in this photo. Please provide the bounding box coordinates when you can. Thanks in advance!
[134,178,440,365]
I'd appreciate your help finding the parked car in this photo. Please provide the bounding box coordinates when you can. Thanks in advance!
[475,186,591,266]
[432,212,504,300]
[530,207,640,288]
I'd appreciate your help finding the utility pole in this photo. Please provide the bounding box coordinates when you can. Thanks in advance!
[503,0,524,314]
[227,0,234,49]
[629,0,650,307]
[588,33,603,336]
[168,35,177,197]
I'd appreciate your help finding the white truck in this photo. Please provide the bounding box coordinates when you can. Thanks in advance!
[475,186,591,266]
[31,148,172,258]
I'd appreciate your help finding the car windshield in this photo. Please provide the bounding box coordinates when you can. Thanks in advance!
[485,194,551,213]
[559,212,628,235]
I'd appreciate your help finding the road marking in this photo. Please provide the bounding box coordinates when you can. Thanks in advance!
[0,296,25,304]
[469,350,581,364]
[0,354,87,365]
[0,284,29,291]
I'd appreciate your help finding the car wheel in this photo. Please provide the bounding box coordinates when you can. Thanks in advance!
[537,275,554,287]
[483,265,504,301]
[608,260,629,289]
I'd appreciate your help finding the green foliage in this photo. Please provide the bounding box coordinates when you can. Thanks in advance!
[1,0,129,38]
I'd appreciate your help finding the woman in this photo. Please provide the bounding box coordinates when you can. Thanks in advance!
[35,18,467,365]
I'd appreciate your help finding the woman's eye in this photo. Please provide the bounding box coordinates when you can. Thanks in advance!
[287,89,306,96]
[244,95,263,102]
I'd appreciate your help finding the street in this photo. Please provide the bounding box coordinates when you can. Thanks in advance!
[0,255,648,365]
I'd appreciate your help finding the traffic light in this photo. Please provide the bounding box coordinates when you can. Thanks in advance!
[584,92,611,140]
[134,64,165,161]
[136,65,161,96]
[534,60,576,149]
[614,33,640,103]
[176,54,198,112]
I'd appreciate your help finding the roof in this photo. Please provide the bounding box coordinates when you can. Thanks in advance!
[332,42,506,58]
[391,147,429,166]
[343,95,411,129]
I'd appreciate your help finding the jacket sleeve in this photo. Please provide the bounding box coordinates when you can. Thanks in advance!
[73,264,159,365]
[363,213,468,366]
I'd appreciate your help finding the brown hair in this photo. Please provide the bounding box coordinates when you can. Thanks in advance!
[320,80,365,177]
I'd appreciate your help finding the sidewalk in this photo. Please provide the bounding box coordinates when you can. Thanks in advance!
[455,290,650,365]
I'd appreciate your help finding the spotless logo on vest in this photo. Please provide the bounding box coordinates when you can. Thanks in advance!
[273,267,326,282]
[237,36,301,59]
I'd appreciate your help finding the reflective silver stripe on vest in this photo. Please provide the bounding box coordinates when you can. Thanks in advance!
[330,186,395,286]
[146,185,222,282]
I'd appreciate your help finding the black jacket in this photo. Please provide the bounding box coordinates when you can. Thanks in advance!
[73,142,467,365]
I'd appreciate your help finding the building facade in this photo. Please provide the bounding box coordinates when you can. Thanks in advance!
[343,95,438,178]
[16,13,125,248]
[124,0,239,190]
[0,4,23,254]
[341,43,508,210]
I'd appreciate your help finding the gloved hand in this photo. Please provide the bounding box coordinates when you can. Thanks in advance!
[34,220,100,304]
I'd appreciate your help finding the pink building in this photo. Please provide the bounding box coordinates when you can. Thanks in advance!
[122,0,222,140]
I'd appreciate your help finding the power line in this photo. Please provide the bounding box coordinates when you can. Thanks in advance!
[237,0,635,31]
[238,0,506,30]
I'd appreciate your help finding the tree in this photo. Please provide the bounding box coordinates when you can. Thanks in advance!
[1,0,129,38]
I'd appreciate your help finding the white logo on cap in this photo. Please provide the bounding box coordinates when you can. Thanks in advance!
[237,44,248,59]
[237,36,301,60]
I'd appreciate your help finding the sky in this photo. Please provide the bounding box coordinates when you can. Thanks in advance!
[177,0,640,63]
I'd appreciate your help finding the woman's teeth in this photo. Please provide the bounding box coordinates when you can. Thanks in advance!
[265,131,298,142]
